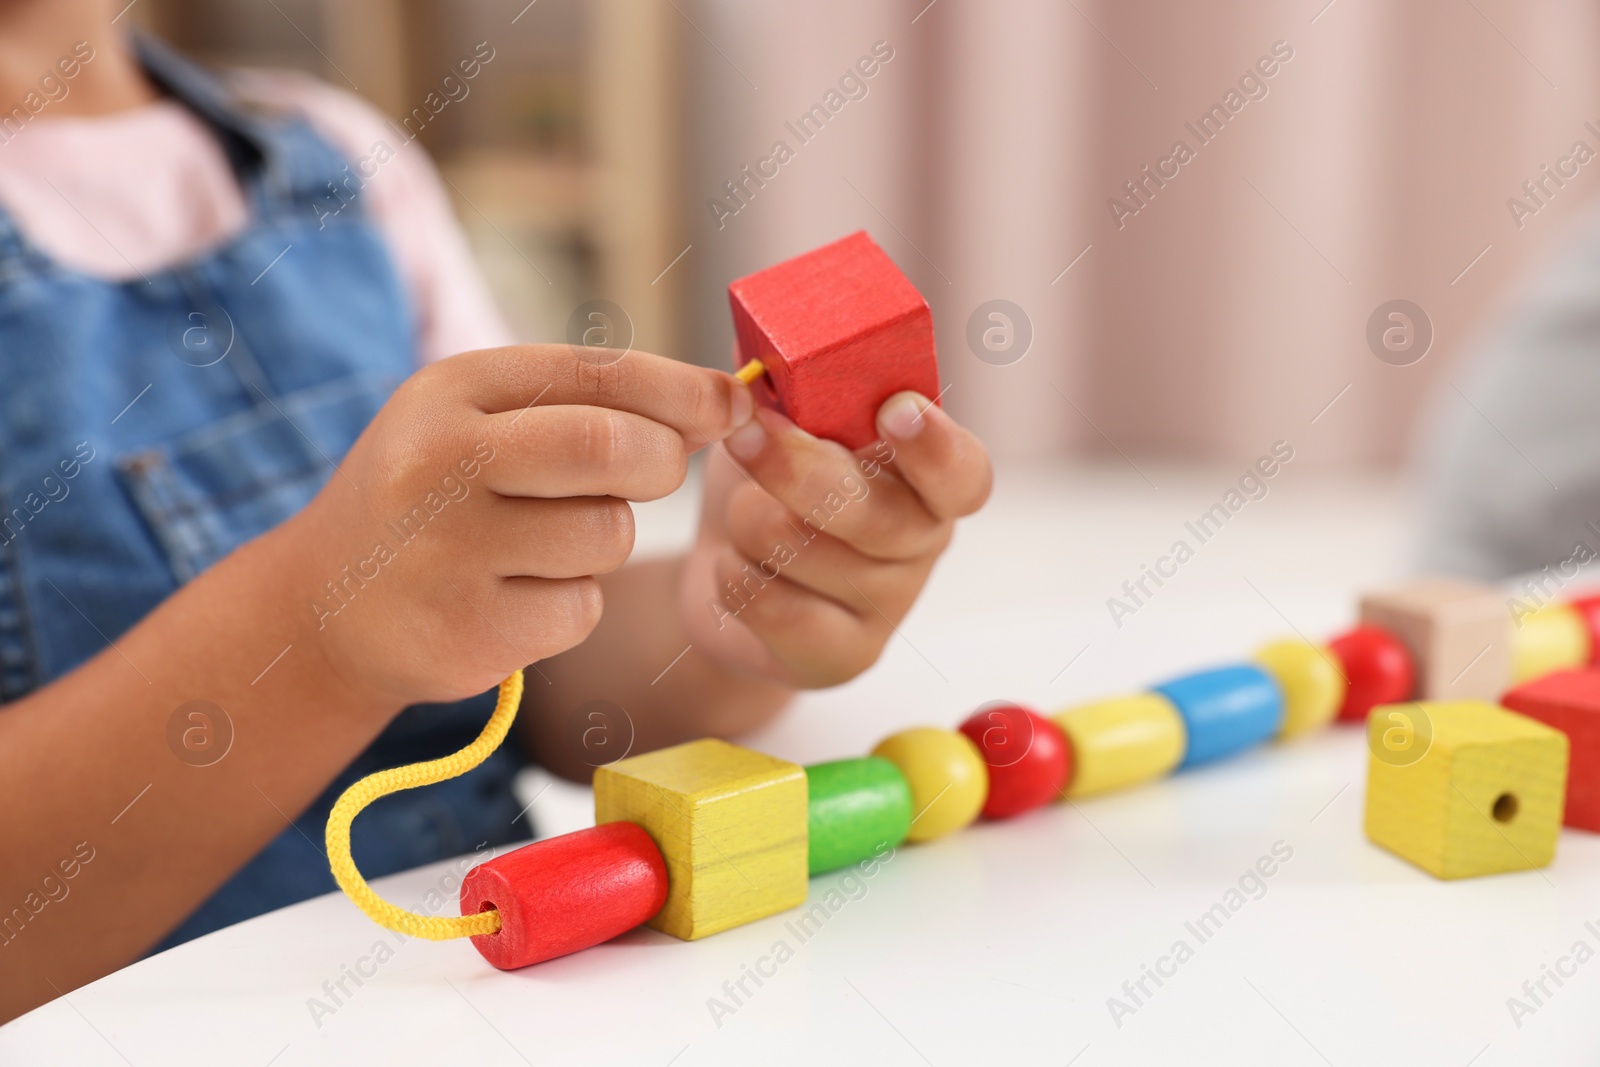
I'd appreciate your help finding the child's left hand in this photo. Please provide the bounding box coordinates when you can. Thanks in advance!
[680,391,992,688]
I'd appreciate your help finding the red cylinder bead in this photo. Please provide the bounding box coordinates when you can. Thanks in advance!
[462,822,668,970]
[1328,624,1415,723]
[958,703,1071,818]
[1569,595,1600,665]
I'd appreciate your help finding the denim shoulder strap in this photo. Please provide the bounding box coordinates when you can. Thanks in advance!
[133,31,363,221]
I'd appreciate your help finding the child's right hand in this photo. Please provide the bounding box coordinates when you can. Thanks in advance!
[278,345,752,709]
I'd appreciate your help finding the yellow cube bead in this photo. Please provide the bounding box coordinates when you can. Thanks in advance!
[1363,701,1568,879]
[870,728,987,842]
[1052,693,1185,797]
[1254,639,1344,739]
[593,738,807,940]
[1511,604,1591,684]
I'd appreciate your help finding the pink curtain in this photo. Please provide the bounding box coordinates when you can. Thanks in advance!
[686,0,1600,465]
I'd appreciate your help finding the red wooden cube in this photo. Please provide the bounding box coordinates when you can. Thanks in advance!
[728,230,940,449]
[1568,594,1600,663]
[1502,667,1600,831]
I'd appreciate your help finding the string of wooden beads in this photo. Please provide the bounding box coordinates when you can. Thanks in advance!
[456,577,1600,970]
[326,234,1600,974]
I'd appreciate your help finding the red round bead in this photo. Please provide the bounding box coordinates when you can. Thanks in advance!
[462,822,668,970]
[1568,595,1600,665]
[958,703,1071,819]
[1328,624,1415,723]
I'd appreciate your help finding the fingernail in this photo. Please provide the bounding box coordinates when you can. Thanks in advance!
[725,417,766,461]
[879,392,929,439]
[731,383,755,428]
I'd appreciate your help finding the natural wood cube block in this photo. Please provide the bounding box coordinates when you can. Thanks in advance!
[1358,578,1510,701]
[594,738,807,940]
[1364,701,1567,879]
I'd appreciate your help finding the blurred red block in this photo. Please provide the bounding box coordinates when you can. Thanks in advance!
[1502,667,1600,831]
[1568,594,1600,664]
[462,822,668,969]
[728,230,940,449]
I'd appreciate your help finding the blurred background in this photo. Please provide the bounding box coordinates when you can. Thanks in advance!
[134,0,1600,469]
[113,0,1600,944]
[7,5,1590,1046]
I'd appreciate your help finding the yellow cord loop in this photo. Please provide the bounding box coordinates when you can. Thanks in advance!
[325,670,525,940]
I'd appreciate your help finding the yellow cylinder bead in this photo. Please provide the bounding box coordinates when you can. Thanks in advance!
[1512,604,1591,683]
[869,727,988,842]
[1254,639,1344,739]
[1052,693,1185,797]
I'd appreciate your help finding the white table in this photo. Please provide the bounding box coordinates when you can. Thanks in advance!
[8,462,1600,1065]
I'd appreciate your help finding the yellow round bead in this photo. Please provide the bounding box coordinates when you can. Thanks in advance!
[1255,639,1344,739]
[1052,693,1185,797]
[870,727,988,842]
[1511,604,1590,683]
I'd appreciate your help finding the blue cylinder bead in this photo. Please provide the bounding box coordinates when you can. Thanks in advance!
[1153,665,1284,769]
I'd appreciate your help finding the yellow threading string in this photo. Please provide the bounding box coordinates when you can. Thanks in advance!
[734,359,765,385]
[324,670,525,940]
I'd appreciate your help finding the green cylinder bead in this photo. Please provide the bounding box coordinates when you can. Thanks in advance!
[805,757,914,876]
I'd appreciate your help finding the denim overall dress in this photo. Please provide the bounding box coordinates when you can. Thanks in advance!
[0,36,528,948]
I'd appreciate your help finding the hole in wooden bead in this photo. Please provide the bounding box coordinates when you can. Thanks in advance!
[1492,793,1518,822]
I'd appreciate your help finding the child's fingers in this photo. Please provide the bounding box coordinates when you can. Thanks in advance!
[442,344,753,450]
[478,406,688,501]
[723,482,930,616]
[709,547,880,687]
[481,574,605,665]
[723,408,946,562]
[872,392,993,520]
[479,496,635,579]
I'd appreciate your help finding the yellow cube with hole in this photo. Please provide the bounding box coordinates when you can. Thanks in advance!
[1363,701,1567,879]
[594,738,808,940]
